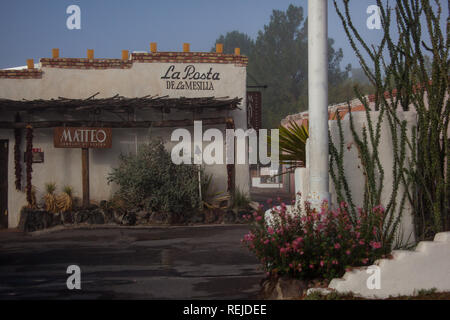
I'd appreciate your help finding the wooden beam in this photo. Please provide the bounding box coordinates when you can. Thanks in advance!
[0,117,233,129]
[0,96,242,113]
[81,148,89,208]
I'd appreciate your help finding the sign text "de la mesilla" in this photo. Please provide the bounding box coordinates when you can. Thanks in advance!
[54,127,112,148]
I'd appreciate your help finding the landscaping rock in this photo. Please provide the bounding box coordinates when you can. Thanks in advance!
[99,200,108,209]
[190,212,205,224]
[149,211,168,225]
[223,210,236,224]
[168,212,186,225]
[204,210,218,224]
[135,210,150,224]
[87,209,105,225]
[62,211,74,224]
[52,213,63,226]
[306,287,335,297]
[113,210,126,224]
[101,208,114,223]
[260,276,307,300]
[18,208,55,232]
[75,210,90,224]
[122,212,137,226]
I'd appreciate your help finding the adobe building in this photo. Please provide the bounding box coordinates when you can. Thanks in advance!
[0,44,255,228]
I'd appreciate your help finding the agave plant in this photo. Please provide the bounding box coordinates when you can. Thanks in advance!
[43,182,58,213]
[268,120,309,168]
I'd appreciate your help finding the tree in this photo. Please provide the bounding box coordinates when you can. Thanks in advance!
[213,5,351,129]
[211,31,255,56]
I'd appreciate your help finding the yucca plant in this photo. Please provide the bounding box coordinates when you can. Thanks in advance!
[268,120,309,169]
[43,182,58,213]
[57,185,74,213]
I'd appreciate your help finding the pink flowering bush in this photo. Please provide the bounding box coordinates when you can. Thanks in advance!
[242,199,390,280]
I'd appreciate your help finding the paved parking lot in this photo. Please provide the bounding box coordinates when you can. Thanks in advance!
[0,225,263,299]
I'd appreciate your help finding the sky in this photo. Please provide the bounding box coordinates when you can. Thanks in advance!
[0,1,446,69]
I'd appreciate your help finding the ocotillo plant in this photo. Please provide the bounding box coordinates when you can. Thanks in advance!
[333,0,449,241]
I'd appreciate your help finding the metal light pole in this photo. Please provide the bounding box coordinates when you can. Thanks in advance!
[308,0,331,209]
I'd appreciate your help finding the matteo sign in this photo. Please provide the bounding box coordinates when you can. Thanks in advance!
[54,127,112,148]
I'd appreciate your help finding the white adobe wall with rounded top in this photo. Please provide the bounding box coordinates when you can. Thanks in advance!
[328,232,450,298]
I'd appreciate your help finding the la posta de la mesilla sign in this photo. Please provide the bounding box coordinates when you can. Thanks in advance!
[54,127,112,149]
[161,64,221,91]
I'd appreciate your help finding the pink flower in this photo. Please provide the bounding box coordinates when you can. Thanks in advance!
[334,243,341,249]
[263,239,269,245]
[309,264,314,269]
[267,227,274,235]
[355,231,361,239]
[320,261,324,267]
[370,241,382,249]
[346,250,351,255]
[256,216,262,222]
[359,240,365,245]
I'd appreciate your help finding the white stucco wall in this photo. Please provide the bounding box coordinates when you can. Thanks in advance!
[0,61,250,228]
[328,232,450,298]
[294,111,417,246]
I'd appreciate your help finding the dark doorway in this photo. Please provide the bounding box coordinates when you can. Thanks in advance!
[0,140,8,229]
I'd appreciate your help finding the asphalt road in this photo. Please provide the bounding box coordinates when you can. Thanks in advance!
[0,225,264,300]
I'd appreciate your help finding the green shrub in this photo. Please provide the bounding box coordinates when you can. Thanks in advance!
[108,139,201,218]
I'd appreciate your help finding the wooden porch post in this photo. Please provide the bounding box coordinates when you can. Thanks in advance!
[82,148,90,207]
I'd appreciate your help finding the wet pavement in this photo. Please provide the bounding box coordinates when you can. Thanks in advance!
[0,225,263,299]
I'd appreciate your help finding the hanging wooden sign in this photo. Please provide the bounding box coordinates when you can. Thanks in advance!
[54,127,112,148]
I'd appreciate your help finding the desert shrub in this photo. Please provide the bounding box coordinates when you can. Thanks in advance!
[108,139,201,218]
[242,200,391,281]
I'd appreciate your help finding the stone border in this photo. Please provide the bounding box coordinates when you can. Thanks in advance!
[0,69,43,79]
[40,58,133,70]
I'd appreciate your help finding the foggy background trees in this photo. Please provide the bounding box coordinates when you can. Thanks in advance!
[212,4,373,128]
